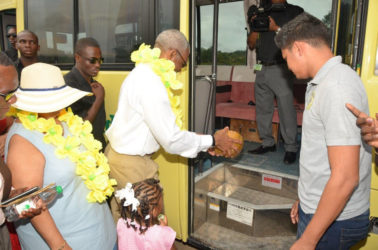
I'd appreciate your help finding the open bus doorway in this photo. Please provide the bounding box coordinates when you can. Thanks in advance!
[187,0,359,249]
[0,9,16,54]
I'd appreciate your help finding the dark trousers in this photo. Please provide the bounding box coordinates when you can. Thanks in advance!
[297,204,369,250]
[255,64,298,152]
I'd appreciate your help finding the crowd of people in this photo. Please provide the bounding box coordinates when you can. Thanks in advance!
[0,27,240,250]
[0,9,377,250]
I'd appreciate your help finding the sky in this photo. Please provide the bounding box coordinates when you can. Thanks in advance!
[200,0,333,52]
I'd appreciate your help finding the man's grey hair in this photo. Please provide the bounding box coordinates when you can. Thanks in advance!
[0,52,15,66]
[275,12,331,49]
[154,29,190,52]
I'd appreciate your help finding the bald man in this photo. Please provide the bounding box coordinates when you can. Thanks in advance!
[105,29,241,221]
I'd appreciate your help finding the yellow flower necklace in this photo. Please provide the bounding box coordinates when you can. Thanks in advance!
[131,43,184,128]
[8,107,117,203]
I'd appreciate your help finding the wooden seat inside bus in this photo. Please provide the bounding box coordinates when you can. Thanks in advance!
[215,65,279,143]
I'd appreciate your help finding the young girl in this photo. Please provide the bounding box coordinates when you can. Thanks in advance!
[115,179,176,250]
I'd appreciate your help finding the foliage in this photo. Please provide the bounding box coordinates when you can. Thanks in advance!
[199,47,246,65]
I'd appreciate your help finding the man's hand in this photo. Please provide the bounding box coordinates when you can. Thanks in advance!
[268,16,280,32]
[209,127,243,157]
[290,237,316,250]
[346,103,378,148]
[290,200,299,224]
[90,81,105,102]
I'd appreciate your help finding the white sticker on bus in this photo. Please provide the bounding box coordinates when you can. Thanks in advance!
[226,202,254,226]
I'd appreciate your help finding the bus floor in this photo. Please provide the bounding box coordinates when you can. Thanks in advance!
[195,140,300,178]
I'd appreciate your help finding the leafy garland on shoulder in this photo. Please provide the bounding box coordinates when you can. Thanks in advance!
[131,43,184,129]
[7,107,117,203]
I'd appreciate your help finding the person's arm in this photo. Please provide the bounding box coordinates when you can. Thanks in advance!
[291,145,360,250]
[84,81,105,123]
[141,75,239,158]
[7,134,72,250]
[346,103,378,165]
[247,32,259,50]
[0,117,15,157]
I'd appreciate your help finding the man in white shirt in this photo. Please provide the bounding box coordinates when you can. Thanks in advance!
[105,29,240,221]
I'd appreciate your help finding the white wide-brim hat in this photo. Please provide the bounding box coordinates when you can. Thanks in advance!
[13,62,92,113]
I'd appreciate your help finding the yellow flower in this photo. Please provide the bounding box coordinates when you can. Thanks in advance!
[81,135,102,152]
[131,43,161,64]
[6,107,18,117]
[170,96,181,108]
[131,45,184,128]
[55,136,81,159]
[170,79,183,90]
[76,152,97,176]
[12,108,116,203]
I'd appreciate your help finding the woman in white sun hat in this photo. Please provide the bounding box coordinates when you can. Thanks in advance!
[4,63,117,250]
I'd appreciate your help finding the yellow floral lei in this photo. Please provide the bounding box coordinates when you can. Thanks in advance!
[8,107,117,203]
[131,43,184,128]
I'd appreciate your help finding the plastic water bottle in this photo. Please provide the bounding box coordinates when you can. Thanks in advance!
[3,185,63,222]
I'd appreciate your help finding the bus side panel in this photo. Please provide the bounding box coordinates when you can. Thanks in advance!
[356,0,378,249]
[0,0,16,11]
[157,0,190,242]
[361,0,378,196]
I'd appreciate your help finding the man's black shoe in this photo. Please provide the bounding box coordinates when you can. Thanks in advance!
[248,145,276,154]
[284,151,297,164]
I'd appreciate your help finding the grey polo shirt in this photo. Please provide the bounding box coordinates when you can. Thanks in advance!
[299,56,371,220]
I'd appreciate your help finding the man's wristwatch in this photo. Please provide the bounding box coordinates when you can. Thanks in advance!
[211,135,216,147]
[275,27,281,34]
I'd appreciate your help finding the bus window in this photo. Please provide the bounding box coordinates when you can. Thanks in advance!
[335,0,358,65]
[197,1,247,65]
[26,0,73,64]
[289,0,332,26]
[25,0,179,68]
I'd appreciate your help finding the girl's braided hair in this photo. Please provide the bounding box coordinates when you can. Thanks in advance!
[120,178,163,234]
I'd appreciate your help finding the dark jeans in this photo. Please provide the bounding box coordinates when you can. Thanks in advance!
[297,204,369,250]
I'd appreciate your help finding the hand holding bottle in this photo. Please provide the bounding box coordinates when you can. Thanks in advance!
[2,185,63,222]
[9,188,47,219]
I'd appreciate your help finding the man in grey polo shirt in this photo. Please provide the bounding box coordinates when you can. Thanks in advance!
[275,13,371,249]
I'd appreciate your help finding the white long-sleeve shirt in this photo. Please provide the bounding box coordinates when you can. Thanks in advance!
[105,63,212,158]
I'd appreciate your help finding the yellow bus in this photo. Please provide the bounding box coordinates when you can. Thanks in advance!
[1,0,377,249]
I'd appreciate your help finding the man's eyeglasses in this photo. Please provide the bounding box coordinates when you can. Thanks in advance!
[175,49,187,68]
[78,54,104,64]
[0,86,18,102]
[7,33,17,38]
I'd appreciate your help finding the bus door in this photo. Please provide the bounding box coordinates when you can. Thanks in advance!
[188,1,337,249]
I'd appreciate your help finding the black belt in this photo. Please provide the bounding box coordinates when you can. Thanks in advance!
[261,61,284,66]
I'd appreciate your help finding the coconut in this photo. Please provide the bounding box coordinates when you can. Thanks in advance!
[214,130,244,158]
